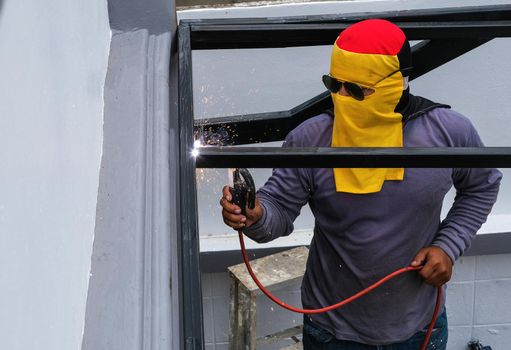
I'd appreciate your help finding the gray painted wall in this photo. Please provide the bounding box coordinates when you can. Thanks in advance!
[82,0,179,349]
[0,0,110,349]
[108,0,172,34]
[82,30,175,350]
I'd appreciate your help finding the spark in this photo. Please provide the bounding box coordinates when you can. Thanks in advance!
[192,139,202,158]
[193,138,227,187]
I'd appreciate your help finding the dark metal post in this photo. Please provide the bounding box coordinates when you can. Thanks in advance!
[178,23,204,350]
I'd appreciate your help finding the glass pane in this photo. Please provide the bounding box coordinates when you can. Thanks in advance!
[192,46,330,120]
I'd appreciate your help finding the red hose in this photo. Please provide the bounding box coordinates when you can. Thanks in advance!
[238,231,442,350]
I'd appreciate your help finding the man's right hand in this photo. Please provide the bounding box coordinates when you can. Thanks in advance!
[220,185,263,230]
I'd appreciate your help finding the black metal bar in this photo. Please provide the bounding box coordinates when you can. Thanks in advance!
[181,4,511,27]
[194,37,489,145]
[195,147,511,168]
[178,23,204,350]
[194,92,331,145]
[190,21,511,50]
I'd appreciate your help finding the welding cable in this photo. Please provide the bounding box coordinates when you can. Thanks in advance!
[238,231,443,350]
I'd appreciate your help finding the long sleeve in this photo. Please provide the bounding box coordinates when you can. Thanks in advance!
[432,125,502,262]
[242,130,313,243]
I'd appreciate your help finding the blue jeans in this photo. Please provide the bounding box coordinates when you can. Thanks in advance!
[303,311,448,350]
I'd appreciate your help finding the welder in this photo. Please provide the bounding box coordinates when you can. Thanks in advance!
[219,19,501,349]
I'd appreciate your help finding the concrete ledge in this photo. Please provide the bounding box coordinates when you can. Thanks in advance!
[200,231,511,273]
[465,231,511,256]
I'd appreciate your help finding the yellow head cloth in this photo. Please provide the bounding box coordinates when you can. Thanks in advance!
[330,20,407,194]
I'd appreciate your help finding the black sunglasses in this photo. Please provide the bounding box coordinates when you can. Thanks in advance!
[322,69,406,101]
[322,75,366,101]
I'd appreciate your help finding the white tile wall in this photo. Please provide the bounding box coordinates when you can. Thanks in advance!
[451,256,476,282]
[474,279,511,325]
[446,282,474,326]
[203,254,511,349]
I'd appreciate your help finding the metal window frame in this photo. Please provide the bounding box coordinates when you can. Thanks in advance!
[177,5,511,349]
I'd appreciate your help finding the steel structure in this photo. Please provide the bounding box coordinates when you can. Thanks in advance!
[177,5,511,349]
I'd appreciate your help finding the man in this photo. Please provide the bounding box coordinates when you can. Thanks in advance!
[219,19,501,349]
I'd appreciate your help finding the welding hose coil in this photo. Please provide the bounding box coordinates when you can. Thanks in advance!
[238,231,442,350]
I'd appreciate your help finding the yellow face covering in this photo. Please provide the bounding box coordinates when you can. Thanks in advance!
[330,33,406,194]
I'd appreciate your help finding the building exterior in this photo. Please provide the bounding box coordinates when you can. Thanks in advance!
[1,0,510,349]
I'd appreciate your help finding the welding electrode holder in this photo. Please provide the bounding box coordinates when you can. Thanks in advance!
[229,168,256,216]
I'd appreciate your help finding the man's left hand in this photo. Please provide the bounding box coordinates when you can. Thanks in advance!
[410,246,453,287]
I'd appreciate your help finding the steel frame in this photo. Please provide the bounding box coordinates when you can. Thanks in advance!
[194,37,492,145]
[178,24,205,350]
[177,5,511,349]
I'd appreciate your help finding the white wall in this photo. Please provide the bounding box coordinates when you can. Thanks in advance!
[0,0,110,349]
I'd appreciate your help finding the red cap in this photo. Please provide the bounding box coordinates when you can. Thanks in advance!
[336,19,406,55]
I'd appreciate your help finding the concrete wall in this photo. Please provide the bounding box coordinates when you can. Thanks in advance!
[179,0,511,348]
[0,0,110,349]
[81,29,176,350]
[81,0,178,349]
